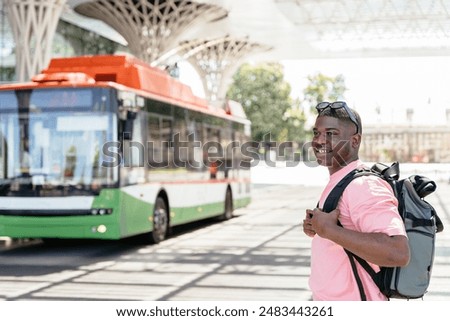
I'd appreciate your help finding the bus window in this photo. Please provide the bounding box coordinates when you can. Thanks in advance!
[127,113,144,168]
[186,120,203,171]
[121,112,146,185]
[0,88,117,196]
[204,126,222,178]
[0,91,18,109]
[148,115,163,168]
[0,132,6,179]
[161,118,172,143]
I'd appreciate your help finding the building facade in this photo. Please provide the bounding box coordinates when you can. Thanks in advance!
[361,125,450,163]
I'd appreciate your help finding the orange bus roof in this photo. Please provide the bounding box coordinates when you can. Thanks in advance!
[36,55,210,110]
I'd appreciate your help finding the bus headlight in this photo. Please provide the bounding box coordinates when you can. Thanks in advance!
[91,225,107,234]
[97,225,107,233]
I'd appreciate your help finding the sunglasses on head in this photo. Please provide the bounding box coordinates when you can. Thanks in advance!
[315,101,359,134]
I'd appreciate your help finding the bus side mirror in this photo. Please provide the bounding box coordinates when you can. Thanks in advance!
[122,111,137,140]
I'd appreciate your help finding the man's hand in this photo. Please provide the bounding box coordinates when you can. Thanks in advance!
[303,209,316,238]
[307,207,340,239]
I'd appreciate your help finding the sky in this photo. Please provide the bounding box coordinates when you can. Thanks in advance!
[179,56,450,127]
[281,56,450,127]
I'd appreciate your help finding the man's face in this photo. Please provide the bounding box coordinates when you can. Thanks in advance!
[312,115,359,173]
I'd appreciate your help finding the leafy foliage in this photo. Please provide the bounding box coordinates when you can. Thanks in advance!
[227,62,305,142]
[303,73,347,112]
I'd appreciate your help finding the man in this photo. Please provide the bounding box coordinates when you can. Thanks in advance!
[303,101,410,301]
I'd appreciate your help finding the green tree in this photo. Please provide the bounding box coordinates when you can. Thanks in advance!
[227,62,302,143]
[281,97,307,143]
[303,73,347,112]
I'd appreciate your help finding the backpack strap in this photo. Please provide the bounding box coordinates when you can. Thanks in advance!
[321,167,379,301]
[346,251,368,301]
[322,169,363,212]
[322,168,373,213]
[436,211,444,233]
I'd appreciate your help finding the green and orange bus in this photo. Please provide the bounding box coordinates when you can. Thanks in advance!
[0,55,251,243]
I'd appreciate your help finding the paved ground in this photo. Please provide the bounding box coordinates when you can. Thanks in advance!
[0,182,449,301]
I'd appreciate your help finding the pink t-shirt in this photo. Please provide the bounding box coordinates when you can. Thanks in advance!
[309,160,407,301]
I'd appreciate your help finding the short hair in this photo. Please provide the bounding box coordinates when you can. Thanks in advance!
[317,107,362,134]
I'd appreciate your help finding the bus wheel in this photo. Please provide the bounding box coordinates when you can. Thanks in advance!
[222,188,234,220]
[152,196,169,244]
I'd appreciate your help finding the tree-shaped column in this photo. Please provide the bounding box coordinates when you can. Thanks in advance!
[178,35,271,102]
[73,0,228,63]
[5,0,66,81]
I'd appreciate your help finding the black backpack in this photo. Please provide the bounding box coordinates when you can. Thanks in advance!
[322,162,444,300]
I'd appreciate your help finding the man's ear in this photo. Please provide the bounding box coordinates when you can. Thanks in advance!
[352,133,361,148]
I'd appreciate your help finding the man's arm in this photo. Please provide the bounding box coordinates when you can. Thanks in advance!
[309,207,410,267]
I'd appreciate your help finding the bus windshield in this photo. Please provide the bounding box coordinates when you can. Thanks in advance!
[0,87,118,196]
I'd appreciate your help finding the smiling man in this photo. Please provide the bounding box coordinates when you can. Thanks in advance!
[302,101,410,301]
